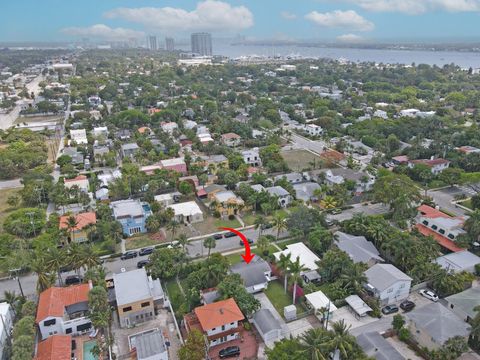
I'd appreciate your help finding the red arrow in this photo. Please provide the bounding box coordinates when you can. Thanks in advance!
[220,227,255,264]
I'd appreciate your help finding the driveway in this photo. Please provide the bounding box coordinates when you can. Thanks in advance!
[330,306,378,331]
[327,203,389,222]
[427,187,469,216]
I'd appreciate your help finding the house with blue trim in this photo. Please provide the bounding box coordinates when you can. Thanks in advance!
[110,199,152,236]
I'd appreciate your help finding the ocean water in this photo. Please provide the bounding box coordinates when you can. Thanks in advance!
[213,43,480,68]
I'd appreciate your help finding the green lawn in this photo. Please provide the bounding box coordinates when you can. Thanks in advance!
[165,280,185,312]
[277,238,300,250]
[0,188,22,229]
[214,218,242,229]
[125,235,161,250]
[264,280,304,318]
[458,199,473,210]
[281,149,323,172]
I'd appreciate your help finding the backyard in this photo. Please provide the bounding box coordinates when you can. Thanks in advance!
[281,149,323,172]
[0,188,21,229]
[264,280,305,318]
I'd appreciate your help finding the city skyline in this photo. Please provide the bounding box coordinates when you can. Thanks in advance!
[2,0,480,44]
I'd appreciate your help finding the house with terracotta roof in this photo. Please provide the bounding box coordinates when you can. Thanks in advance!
[160,157,188,175]
[407,158,450,175]
[59,212,96,243]
[34,334,72,360]
[64,175,89,193]
[221,132,241,147]
[36,283,92,340]
[415,205,466,253]
[184,298,244,348]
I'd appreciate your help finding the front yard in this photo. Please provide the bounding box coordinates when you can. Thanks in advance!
[125,232,166,250]
[281,149,324,172]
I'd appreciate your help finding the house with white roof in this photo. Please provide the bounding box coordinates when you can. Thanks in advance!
[242,148,262,167]
[304,124,323,136]
[167,201,204,224]
[92,126,108,138]
[446,287,480,322]
[364,264,412,306]
[70,129,88,145]
[0,303,13,359]
[274,242,320,282]
[305,290,337,321]
[161,121,178,134]
[265,186,292,208]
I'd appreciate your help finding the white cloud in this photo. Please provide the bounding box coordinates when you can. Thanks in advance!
[343,0,480,14]
[336,33,365,43]
[61,24,145,40]
[281,11,297,20]
[305,10,374,31]
[104,0,254,33]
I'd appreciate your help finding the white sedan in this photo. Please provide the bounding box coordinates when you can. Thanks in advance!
[419,289,439,302]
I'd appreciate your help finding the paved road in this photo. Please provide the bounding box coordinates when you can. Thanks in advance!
[426,186,470,217]
[0,178,23,190]
[327,203,390,222]
[0,227,287,298]
[0,74,45,130]
[289,133,327,155]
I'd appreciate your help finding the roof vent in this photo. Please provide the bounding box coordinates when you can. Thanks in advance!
[219,308,224,315]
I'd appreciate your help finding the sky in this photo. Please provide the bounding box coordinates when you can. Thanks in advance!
[2,0,480,43]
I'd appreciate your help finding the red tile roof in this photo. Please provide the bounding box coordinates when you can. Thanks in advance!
[59,212,96,231]
[418,204,448,219]
[415,224,464,252]
[194,298,244,331]
[410,158,450,167]
[222,132,241,139]
[36,283,90,323]
[163,164,188,174]
[138,126,152,134]
[320,150,346,163]
[34,335,72,360]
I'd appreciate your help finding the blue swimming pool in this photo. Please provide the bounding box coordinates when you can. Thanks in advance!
[83,340,98,360]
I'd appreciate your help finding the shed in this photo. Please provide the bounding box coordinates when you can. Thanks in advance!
[252,309,284,346]
[345,295,372,318]
[305,290,337,321]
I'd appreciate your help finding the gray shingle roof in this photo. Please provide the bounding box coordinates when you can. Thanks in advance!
[406,303,471,345]
[253,308,282,334]
[356,332,405,360]
[335,231,384,264]
[445,287,480,319]
[134,330,167,359]
[113,268,160,306]
[364,264,412,292]
[230,257,270,288]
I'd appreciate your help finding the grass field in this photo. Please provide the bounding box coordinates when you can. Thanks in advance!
[264,280,304,318]
[125,235,163,250]
[281,149,323,172]
[0,188,21,230]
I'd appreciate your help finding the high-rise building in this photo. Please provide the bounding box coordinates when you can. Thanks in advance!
[191,32,212,56]
[147,35,157,51]
[165,37,175,51]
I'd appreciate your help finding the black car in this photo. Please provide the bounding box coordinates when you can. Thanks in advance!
[381,305,399,315]
[224,232,237,238]
[219,346,240,359]
[121,251,138,260]
[212,233,223,240]
[139,247,154,256]
[239,238,254,246]
[400,300,415,312]
[65,275,82,286]
[261,223,273,230]
[137,259,150,268]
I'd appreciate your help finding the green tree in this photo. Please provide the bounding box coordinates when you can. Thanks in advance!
[392,314,405,332]
[217,274,261,317]
[178,329,205,360]
[328,320,355,359]
[277,252,292,293]
[265,338,303,360]
[203,237,216,258]
[272,213,287,241]
[288,256,308,304]
[256,235,271,256]
[299,327,330,360]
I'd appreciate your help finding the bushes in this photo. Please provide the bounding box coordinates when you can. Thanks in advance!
[398,328,411,342]
[11,314,35,360]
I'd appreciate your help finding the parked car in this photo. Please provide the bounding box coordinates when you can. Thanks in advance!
[65,275,82,286]
[419,289,439,302]
[239,238,254,246]
[219,346,240,359]
[137,259,150,268]
[381,305,399,315]
[121,251,138,260]
[330,208,342,215]
[400,300,415,312]
[212,233,223,240]
[139,247,154,256]
[224,232,237,238]
[261,223,273,230]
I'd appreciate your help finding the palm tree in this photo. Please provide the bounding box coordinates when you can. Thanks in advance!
[256,235,271,256]
[464,210,480,242]
[166,220,180,241]
[65,215,78,243]
[320,195,338,210]
[254,216,267,237]
[45,247,65,286]
[80,244,101,270]
[288,256,308,305]
[299,328,330,360]
[30,254,56,293]
[328,320,354,359]
[176,234,190,256]
[3,291,19,315]
[277,253,292,293]
[67,243,84,275]
[203,237,216,258]
[272,213,287,241]
[339,263,367,293]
